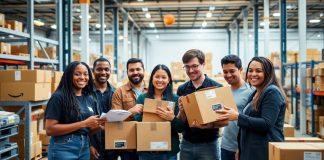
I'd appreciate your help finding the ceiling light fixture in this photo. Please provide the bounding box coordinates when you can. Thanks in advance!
[142,8,148,12]
[34,19,45,26]
[317,34,321,38]
[156,35,159,39]
[273,13,280,17]
[137,0,144,1]
[202,21,207,27]
[309,19,321,23]
[209,6,215,11]
[149,22,155,28]
[206,12,212,18]
[51,24,57,29]
[145,13,151,19]
[95,23,107,28]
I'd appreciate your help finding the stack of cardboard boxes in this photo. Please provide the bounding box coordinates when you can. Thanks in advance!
[286,49,323,64]
[0,70,52,101]
[51,71,63,93]
[4,107,44,159]
[38,47,57,59]
[204,52,213,77]
[105,98,172,151]
[306,107,324,135]
[314,63,324,91]
[269,52,281,67]
[104,44,115,71]
[0,13,23,32]
[11,45,39,57]
[170,62,186,81]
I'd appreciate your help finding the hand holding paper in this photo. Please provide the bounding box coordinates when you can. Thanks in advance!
[100,109,131,122]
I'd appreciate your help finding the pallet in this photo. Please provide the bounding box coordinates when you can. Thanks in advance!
[31,153,42,160]
[0,125,18,139]
[0,143,18,160]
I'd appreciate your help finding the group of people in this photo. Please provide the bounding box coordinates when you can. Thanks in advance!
[45,49,286,160]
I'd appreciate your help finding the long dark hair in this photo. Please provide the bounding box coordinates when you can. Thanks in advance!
[146,64,174,101]
[55,61,95,122]
[246,57,285,111]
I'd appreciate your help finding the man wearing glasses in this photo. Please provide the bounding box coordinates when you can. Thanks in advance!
[177,49,229,160]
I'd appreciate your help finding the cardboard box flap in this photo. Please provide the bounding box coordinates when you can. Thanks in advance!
[143,98,175,113]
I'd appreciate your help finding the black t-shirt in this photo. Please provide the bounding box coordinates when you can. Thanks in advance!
[45,91,95,135]
[177,75,223,143]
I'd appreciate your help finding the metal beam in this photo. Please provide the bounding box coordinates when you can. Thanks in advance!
[298,0,307,135]
[264,0,270,57]
[280,0,287,85]
[228,29,231,55]
[80,3,90,64]
[254,0,259,57]
[113,0,141,31]
[236,19,240,57]
[56,0,63,71]
[100,0,105,57]
[113,7,118,74]
[243,8,249,66]
[27,0,35,70]
[111,1,250,8]
[159,9,165,28]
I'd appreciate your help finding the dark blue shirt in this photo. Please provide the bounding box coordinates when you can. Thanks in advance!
[90,82,115,151]
[45,91,95,135]
[177,75,223,143]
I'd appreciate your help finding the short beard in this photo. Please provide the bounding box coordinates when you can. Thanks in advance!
[128,75,144,85]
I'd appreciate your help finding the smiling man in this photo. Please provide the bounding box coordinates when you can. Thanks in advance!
[220,55,253,160]
[90,57,116,160]
[111,58,148,160]
[177,49,229,160]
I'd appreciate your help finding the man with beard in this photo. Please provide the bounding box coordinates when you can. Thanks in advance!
[111,58,147,160]
[90,57,116,160]
[177,49,229,160]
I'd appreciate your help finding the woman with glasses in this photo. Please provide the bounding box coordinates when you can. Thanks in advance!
[134,64,184,160]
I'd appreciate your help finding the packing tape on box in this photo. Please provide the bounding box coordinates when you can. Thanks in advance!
[117,122,123,130]
[150,123,157,131]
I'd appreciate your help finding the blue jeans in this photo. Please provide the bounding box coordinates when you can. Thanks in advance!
[99,150,138,160]
[179,138,219,160]
[138,152,168,160]
[221,148,236,160]
[48,134,89,160]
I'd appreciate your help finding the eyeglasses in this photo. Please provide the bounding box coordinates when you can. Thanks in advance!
[183,64,201,71]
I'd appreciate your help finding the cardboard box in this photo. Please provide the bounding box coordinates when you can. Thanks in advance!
[0,82,51,101]
[315,76,324,85]
[11,45,38,57]
[171,62,183,71]
[0,42,11,54]
[171,70,186,80]
[269,142,324,160]
[0,70,52,83]
[306,77,312,90]
[51,82,59,93]
[315,84,324,91]
[38,47,57,59]
[205,52,213,62]
[0,13,4,26]
[283,124,295,137]
[306,107,324,122]
[285,137,324,142]
[182,86,237,127]
[137,122,171,151]
[52,71,63,83]
[6,20,23,32]
[0,24,11,29]
[39,130,50,145]
[105,121,137,150]
[142,98,175,122]
[31,141,42,158]
[306,68,313,77]
[320,116,324,137]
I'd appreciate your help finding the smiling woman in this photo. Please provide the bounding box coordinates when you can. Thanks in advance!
[44,61,105,160]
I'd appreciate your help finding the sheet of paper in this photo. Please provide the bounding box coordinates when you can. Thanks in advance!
[100,110,131,122]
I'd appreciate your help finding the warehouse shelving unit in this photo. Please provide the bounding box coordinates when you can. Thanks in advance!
[0,1,63,160]
[0,100,48,160]
[283,60,324,136]
[0,0,63,71]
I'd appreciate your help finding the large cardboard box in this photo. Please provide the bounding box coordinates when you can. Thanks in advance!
[0,42,11,54]
[52,71,63,83]
[39,130,50,145]
[137,122,171,151]
[285,137,324,142]
[0,13,4,26]
[284,124,295,137]
[182,86,237,127]
[315,76,324,85]
[269,142,324,160]
[142,98,175,122]
[171,62,183,71]
[320,116,324,137]
[11,45,39,57]
[6,20,23,32]
[51,82,59,93]
[0,82,51,101]
[38,47,57,59]
[105,121,136,150]
[0,70,51,83]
